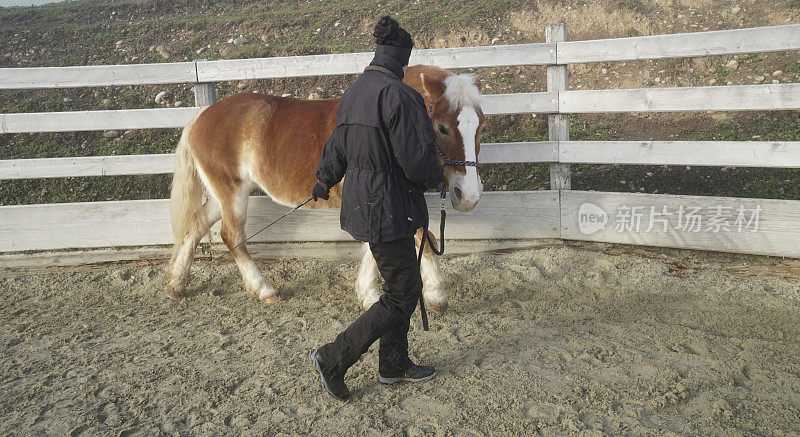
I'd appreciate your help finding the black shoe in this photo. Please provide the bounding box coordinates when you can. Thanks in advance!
[378,363,436,385]
[309,349,350,401]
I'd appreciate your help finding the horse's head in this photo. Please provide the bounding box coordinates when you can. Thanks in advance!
[405,65,485,212]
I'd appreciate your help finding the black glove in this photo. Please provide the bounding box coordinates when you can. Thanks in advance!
[409,180,427,193]
[312,180,330,201]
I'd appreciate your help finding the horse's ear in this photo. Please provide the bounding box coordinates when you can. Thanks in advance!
[420,72,445,99]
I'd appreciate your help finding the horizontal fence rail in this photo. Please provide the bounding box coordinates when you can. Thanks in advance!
[559,83,800,113]
[557,24,800,64]
[0,142,558,180]
[0,191,561,252]
[0,43,556,90]
[0,107,199,134]
[479,141,558,164]
[558,141,800,168]
[6,140,800,180]
[0,93,558,133]
[196,43,556,82]
[0,154,175,180]
[0,62,198,90]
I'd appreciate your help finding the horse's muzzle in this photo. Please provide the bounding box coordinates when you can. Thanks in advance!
[450,184,480,212]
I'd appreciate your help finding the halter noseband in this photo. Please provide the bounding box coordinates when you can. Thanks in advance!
[427,102,481,169]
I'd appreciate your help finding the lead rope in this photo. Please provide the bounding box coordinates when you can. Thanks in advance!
[417,101,480,331]
[416,186,446,331]
[199,196,314,272]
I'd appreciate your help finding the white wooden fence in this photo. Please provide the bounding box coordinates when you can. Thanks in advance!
[1,24,800,258]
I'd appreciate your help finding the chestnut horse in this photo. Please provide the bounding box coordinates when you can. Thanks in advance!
[166,65,485,313]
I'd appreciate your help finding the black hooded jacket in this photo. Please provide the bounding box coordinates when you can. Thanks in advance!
[315,45,443,243]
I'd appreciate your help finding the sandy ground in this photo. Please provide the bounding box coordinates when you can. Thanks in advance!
[1,242,800,436]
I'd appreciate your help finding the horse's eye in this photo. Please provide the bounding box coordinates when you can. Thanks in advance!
[438,124,449,136]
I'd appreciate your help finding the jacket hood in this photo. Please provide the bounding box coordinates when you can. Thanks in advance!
[369,44,412,80]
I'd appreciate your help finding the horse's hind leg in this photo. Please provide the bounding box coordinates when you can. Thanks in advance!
[415,228,448,314]
[355,243,382,310]
[219,183,279,302]
[166,197,222,299]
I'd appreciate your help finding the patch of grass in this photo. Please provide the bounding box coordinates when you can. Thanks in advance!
[698,112,800,142]
[483,115,547,143]
[626,28,641,37]
[739,53,761,65]
[571,119,618,141]
[481,162,550,191]
[713,66,729,84]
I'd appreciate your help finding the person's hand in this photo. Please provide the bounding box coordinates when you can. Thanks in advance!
[409,180,427,193]
[312,180,330,201]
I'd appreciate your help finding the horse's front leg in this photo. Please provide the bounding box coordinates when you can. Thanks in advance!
[415,228,448,314]
[354,232,448,314]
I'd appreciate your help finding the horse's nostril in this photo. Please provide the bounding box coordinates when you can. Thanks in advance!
[453,186,463,202]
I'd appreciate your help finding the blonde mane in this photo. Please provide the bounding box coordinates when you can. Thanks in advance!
[443,74,482,111]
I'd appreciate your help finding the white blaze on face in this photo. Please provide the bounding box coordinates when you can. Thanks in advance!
[454,106,483,207]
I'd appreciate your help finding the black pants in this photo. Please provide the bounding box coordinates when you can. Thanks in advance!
[317,236,421,377]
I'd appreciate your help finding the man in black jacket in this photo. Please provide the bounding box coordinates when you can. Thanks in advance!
[309,16,443,401]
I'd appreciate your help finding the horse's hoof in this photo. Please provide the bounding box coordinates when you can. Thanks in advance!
[425,299,448,315]
[258,286,280,303]
[167,291,185,301]
[166,288,184,301]
[260,294,281,304]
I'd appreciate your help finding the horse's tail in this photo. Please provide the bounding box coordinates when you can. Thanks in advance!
[170,113,207,242]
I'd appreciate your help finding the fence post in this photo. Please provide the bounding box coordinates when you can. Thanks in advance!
[193,82,217,107]
[192,59,217,107]
[546,23,570,190]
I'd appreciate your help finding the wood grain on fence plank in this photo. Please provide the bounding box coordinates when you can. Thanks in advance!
[559,84,800,113]
[558,24,800,64]
[8,139,799,180]
[196,44,555,82]
[0,191,560,252]
[411,43,556,69]
[0,154,175,180]
[0,107,201,133]
[479,142,558,163]
[0,92,553,135]
[480,92,558,115]
[561,191,800,258]
[0,140,556,180]
[0,62,198,89]
[558,141,800,167]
